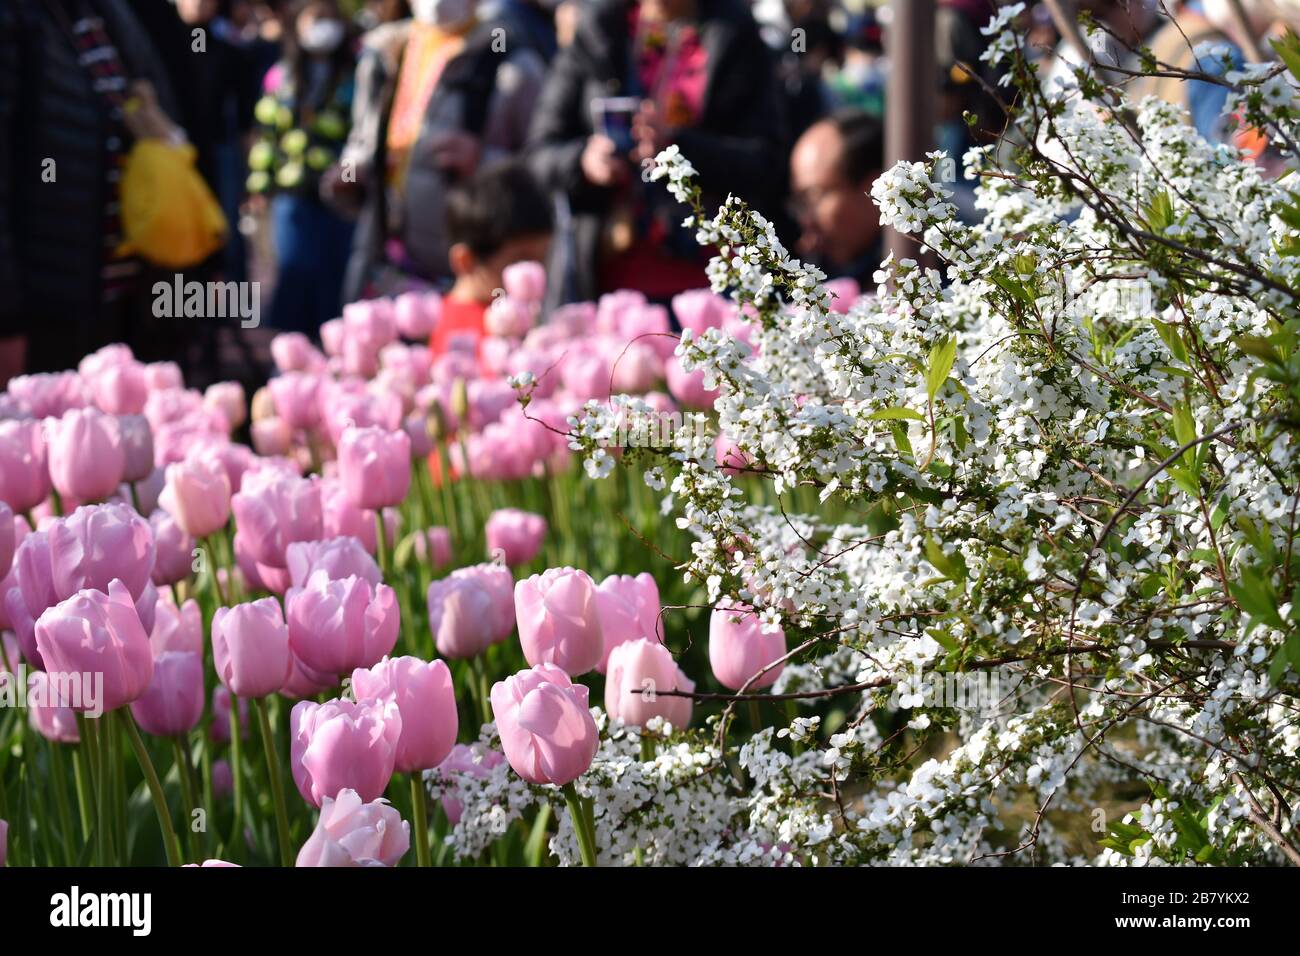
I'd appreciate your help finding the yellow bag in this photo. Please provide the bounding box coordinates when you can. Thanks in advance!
[116,139,229,269]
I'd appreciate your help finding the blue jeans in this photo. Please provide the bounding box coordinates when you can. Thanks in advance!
[268,194,355,336]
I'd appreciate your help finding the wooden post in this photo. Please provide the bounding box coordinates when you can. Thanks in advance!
[884,0,936,266]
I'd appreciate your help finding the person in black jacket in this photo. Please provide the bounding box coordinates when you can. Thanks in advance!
[526,0,787,306]
[0,0,183,376]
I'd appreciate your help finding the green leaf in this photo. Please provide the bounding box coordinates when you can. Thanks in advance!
[1171,402,1197,449]
[924,537,968,583]
[890,421,913,458]
[1152,320,1188,364]
[1235,334,1281,364]
[926,336,958,400]
[1147,190,1175,232]
[1271,33,1300,85]
[869,407,925,421]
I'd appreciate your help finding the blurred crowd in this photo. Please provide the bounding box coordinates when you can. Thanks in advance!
[2,0,1299,391]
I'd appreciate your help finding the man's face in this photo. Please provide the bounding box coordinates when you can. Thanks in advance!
[789,123,880,271]
[176,0,219,24]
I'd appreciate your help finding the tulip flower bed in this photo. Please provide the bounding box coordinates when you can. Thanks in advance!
[0,252,844,867]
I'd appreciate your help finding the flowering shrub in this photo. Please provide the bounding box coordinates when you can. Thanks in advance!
[556,12,1300,865]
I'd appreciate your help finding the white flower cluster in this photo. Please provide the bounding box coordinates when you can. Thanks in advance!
[555,13,1300,865]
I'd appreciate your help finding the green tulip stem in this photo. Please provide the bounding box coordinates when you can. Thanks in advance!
[253,697,294,867]
[410,773,431,867]
[562,782,598,867]
[121,710,183,867]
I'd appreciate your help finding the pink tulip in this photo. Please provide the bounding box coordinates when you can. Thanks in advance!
[280,651,337,700]
[286,536,381,589]
[271,332,322,373]
[605,638,694,728]
[296,789,409,867]
[251,417,292,457]
[420,526,452,568]
[204,382,246,430]
[594,572,661,672]
[483,296,534,339]
[46,407,126,502]
[671,289,731,337]
[84,352,148,415]
[491,664,598,786]
[608,340,663,393]
[8,371,89,418]
[319,477,383,553]
[183,859,241,867]
[0,419,49,514]
[290,696,402,806]
[0,514,28,632]
[46,503,156,603]
[230,469,322,571]
[394,290,438,340]
[35,579,153,713]
[715,432,754,476]
[268,372,321,430]
[503,261,546,304]
[130,650,204,736]
[824,277,861,313]
[515,567,603,675]
[212,598,292,698]
[320,319,345,356]
[665,355,719,410]
[433,744,505,824]
[159,454,232,540]
[232,531,291,595]
[27,670,81,743]
[149,595,203,656]
[457,562,514,640]
[118,415,155,483]
[149,509,195,586]
[286,572,399,676]
[352,656,457,773]
[337,426,411,510]
[427,573,504,660]
[485,508,547,567]
[144,362,183,392]
[709,602,787,690]
[563,350,612,401]
[343,298,399,352]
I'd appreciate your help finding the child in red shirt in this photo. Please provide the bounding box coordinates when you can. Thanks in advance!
[431,161,552,356]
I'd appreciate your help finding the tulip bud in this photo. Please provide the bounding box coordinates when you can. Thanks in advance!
[491,664,598,787]
[130,650,204,737]
[336,426,411,511]
[708,602,786,691]
[160,455,232,539]
[46,408,126,502]
[352,656,457,773]
[290,696,402,806]
[485,508,547,567]
[212,598,293,698]
[35,579,153,713]
[295,789,409,867]
[605,638,693,729]
[515,567,603,676]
